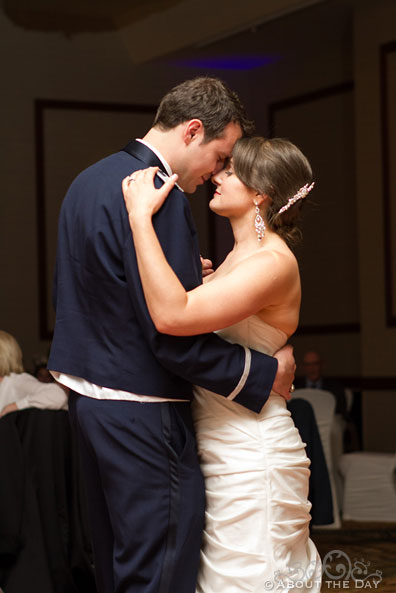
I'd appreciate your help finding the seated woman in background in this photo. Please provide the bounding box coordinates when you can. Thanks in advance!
[0,330,68,417]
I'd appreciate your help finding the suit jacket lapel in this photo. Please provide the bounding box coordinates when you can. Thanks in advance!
[122,140,165,171]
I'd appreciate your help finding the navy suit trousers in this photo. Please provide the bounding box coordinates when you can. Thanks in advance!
[68,392,205,593]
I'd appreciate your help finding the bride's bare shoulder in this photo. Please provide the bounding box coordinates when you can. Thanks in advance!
[204,243,298,286]
[246,246,298,273]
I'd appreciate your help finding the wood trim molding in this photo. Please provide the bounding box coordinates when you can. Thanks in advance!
[295,376,396,391]
[336,376,395,391]
[380,41,396,327]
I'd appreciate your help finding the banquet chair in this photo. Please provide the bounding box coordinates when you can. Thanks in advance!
[0,409,95,593]
[292,388,341,528]
[338,451,396,522]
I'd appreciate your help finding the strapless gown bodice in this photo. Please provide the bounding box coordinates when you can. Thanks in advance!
[192,316,322,593]
[216,315,288,356]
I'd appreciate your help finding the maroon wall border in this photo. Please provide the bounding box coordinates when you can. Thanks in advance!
[345,376,396,391]
[308,376,396,391]
[380,41,396,327]
[35,99,157,340]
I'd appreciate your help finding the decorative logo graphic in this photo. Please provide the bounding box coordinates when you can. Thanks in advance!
[261,550,382,590]
[322,549,383,589]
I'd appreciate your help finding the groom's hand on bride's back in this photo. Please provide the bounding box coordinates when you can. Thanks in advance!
[272,344,296,401]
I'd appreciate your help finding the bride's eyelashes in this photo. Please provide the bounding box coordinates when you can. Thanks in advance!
[224,162,234,176]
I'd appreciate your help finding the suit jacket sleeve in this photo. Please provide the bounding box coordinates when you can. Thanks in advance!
[122,182,277,413]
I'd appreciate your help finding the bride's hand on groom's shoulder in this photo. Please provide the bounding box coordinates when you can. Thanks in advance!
[122,167,178,221]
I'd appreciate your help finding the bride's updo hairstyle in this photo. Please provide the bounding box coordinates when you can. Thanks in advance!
[232,137,313,244]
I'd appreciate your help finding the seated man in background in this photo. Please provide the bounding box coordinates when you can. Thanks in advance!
[0,330,68,417]
[295,349,359,452]
[295,349,347,417]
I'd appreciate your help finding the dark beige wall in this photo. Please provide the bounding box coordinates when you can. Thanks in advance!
[1,0,395,450]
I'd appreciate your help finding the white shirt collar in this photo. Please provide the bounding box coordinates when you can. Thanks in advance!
[136,138,173,177]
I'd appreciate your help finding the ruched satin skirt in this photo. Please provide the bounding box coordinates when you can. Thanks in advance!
[192,390,322,593]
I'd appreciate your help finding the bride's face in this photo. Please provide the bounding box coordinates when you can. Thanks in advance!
[209,160,256,217]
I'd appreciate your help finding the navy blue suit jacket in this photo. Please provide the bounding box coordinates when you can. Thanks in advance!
[48,141,277,412]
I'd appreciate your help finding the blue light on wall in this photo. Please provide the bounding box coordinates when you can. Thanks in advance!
[169,55,280,71]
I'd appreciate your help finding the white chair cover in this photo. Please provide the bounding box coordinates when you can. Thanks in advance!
[292,388,341,528]
[338,452,396,522]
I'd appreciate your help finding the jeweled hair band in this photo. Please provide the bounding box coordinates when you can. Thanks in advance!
[277,182,315,215]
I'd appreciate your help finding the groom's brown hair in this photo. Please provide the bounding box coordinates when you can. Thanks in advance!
[153,77,254,142]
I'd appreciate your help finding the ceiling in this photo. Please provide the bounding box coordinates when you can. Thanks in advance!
[3,0,327,62]
[2,0,184,33]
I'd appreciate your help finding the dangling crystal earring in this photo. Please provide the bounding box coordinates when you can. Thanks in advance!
[254,200,266,242]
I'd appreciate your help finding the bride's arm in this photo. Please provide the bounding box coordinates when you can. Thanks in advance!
[122,168,296,336]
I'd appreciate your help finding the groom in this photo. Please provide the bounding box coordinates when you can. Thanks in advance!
[48,77,295,593]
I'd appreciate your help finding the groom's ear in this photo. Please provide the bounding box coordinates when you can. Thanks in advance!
[183,119,204,145]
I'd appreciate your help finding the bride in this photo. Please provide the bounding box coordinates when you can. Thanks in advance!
[122,136,322,593]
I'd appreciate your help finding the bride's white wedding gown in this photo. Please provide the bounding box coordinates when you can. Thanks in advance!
[193,317,322,593]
